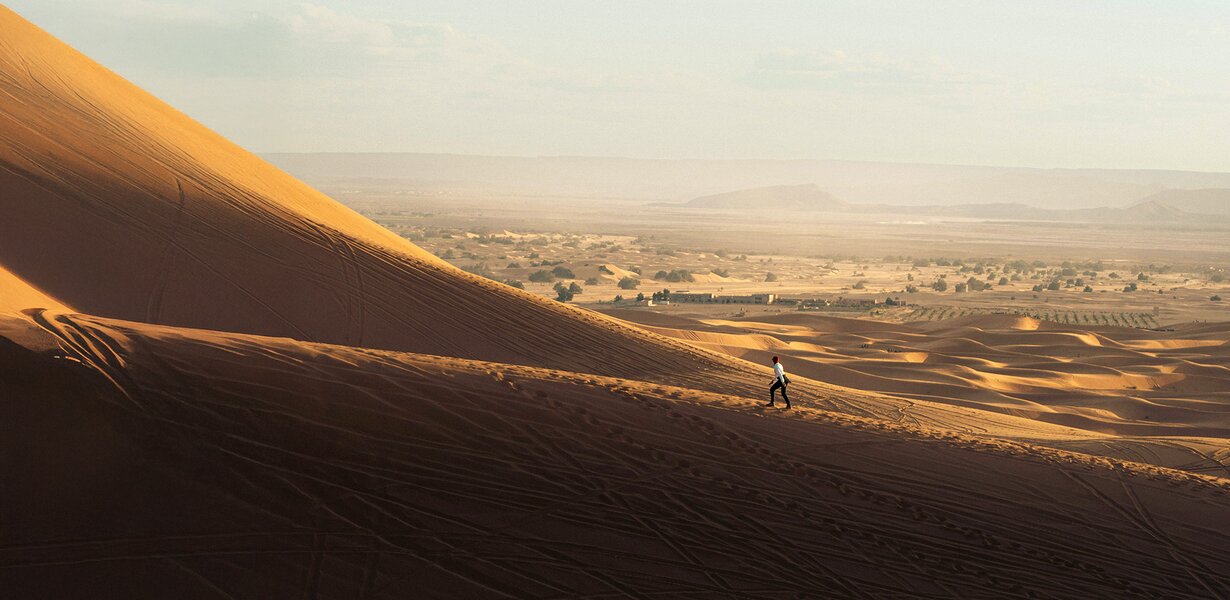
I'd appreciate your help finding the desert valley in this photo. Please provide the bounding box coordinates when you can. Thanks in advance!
[3,4,1230,599]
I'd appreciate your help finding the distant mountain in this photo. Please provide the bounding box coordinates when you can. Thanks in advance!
[266,152,1230,210]
[686,184,849,210]
[673,184,1226,225]
[1131,188,1230,216]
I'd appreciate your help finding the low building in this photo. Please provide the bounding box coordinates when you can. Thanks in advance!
[715,293,776,304]
[670,292,776,305]
[670,292,716,303]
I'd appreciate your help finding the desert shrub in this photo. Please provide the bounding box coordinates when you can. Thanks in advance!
[551,266,575,279]
[852,280,867,290]
[765,272,778,282]
[653,270,669,280]
[503,279,524,289]
[553,282,574,302]
[712,268,730,277]
[1046,280,1061,291]
[905,284,919,293]
[618,276,640,290]
[965,277,990,292]
[954,282,968,293]
[1212,295,1222,301]
[569,282,583,294]
[598,265,613,274]
[931,279,948,292]
[506,261,522,269]
[528,270,553,282]
[584,277,599,286]
[1123,282,1138,292]
[665,269,693,283]
[627,266,643,275]
[1083,285,1093,292]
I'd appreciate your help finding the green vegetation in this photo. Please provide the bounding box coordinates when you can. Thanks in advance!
[665,269,693,283]
[528,270,553,283]
[618,276,640,289]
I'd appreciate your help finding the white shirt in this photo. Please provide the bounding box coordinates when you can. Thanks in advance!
[773,362,786,383]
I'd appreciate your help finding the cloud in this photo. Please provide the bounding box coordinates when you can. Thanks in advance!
[742,48,998,92]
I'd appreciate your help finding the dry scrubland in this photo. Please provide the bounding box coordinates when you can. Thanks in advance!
[379,221,1230,326]
[3,6,1230,598]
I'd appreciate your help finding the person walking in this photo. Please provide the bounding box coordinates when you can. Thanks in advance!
[767,355,791,409]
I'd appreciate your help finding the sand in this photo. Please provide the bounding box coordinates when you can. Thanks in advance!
[2,5,1229,598]
[3,309,1230,598]
[603,309,1230,473]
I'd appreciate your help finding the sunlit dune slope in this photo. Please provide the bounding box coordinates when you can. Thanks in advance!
[0,265,70,312]
[4,310,1230,599]
[0,7,736,383]
[604,309,1230,474]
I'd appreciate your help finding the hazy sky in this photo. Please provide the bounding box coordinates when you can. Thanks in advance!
[8,1,1230,170]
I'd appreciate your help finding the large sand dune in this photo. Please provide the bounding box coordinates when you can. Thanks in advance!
[4,310,1230,598]
[0,6,742,383]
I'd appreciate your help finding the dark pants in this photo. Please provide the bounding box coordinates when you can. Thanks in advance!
[769,380,790,407]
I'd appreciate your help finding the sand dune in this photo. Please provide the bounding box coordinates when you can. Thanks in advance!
[0,7,744,383]
[4,310,1230,598]
[606,309,1230,473]
[0,265,70,312]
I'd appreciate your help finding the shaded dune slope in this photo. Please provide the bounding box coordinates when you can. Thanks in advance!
[4,310,1230,599]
